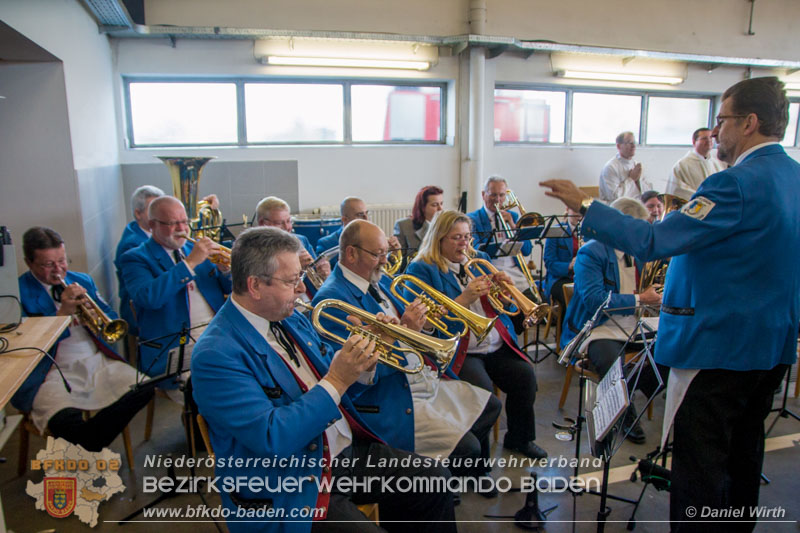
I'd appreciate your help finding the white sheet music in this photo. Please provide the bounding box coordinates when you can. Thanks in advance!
[597,358,623,398]
[591,358,630,441]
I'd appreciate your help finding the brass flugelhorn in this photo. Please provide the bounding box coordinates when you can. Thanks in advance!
[464,257,550,328]
[297,298,459,374]
[388,273,496,343]
[177,234,231,268]
[56,277,128,343]
[384,248,404,276]
[304,246,339,290]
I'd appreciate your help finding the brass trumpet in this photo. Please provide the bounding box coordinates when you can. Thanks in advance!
[464,258,550,328]
[297,298,458,374]
[388,274,496,343]
[56,277,128,343]
[177,234,231,268]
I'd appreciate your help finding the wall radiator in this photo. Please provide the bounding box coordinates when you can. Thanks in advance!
[318,203,412,238]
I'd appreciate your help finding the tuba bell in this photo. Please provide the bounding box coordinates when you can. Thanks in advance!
[157,156,223,242]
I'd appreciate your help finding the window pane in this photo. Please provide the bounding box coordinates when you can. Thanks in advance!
[647,97,710,145]
[352,85,442,142]
[245,84,343,142]
[493,89,566,143]
[129,82,237,145]
[571,93,641,144]
[781,102,799,147]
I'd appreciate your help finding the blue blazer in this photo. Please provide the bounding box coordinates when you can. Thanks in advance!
[191,300,378,533]
[404,254,520,350]
[12,271,118,413]
[119,237,231,376]
[581,144,800,370]
[114,221,149,333]
[311,265,416,452]
[314,227,342,270]
[559,241,640,349]
[543,223,576,299]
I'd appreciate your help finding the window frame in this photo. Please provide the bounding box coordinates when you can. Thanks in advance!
[493,83,717,147]
[123,76,448,148]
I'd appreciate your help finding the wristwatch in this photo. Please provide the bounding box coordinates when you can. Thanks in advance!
[579,197,594,216]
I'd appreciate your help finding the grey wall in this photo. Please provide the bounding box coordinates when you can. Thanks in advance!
[121,160,299,237]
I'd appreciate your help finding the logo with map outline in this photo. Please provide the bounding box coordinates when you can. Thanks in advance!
[27,437,126,527]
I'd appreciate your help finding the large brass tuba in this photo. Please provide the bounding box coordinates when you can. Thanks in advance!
[297,299,458,374]
[57,277,128,343]
[389,273,496,342]
[157,156,223,242]
[464,257,550,328]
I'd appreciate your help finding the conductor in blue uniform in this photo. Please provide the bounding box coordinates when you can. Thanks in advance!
[191,226,455,533]
[541,77,798,532]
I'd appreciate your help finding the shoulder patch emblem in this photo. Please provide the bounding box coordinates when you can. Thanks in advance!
[680,196,715,220]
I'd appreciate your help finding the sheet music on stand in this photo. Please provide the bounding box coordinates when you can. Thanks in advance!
[586,358,630,445]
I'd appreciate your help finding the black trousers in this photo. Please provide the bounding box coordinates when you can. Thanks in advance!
[670,364,788,533]
[449,392,502,475]
[458,344,537,444]
[47,386,154,452]
[550,277,571,312]
[311,439,456,533]
[587,339,668,399]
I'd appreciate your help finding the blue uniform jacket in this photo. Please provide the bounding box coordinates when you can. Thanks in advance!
[543,223,575,299]
[559,241,641,349]
[191,300,377,533]
[580,144,800,370]
[295,233,320,299]
[404,254,520,349]
[12,271,118,413]
[314,227,341,271]
[311,265,416,452]
[114,221,149,333]
[119,237,231,376]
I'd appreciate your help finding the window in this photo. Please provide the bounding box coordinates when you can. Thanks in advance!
[571,93,641,144]
[493,89,566,143]
[781,102,799,147]
[127,82,238,146]
[647,97,711,145]
[123,78,446,147]
[246,83,343,143]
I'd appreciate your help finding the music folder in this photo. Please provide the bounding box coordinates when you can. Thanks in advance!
[586,358,630,445]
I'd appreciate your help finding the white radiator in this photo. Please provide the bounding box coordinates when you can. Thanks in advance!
[318,203,412,238]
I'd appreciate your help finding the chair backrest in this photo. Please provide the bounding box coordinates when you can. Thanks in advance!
[563,283,574,308]
[579,186,600,199]
[196,414,215,458]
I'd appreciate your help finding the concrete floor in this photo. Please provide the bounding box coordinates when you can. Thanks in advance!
[1,331,798,533]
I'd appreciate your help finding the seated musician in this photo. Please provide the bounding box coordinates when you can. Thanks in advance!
[118,196,231,378]
[393,185,444,270]
[406,210,548,460]
[114,185,164,335]
[640,190,665,223]
[312,219,501,487]
[256,196,330,298]
[13,227,153,451]
[191,226,456,533]
[543,206,582,312]
[560,198,667,444]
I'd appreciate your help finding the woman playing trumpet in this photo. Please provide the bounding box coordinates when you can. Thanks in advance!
[405,210,548,460]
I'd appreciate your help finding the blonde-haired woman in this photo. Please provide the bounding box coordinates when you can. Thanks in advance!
[406,210,547,460]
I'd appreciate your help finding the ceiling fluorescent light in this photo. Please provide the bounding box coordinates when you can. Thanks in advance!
[557,69,684,85]
[263,55,431,70]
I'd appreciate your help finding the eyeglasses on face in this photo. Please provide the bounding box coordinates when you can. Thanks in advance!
[260,274,305,289]
[34,258,68,270]
[154,219,190,228]
[446,233,471,243]
[353,245,388,260]
[715,114,748,127]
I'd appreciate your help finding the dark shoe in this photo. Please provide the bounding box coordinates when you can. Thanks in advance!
[622,406,646,444]
[503,438,548,459]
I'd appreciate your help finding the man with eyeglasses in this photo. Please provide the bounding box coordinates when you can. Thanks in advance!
[312,220,501,489]
[256,196,330,297]
[598,131,654,203]
[119,196,231,378]
[666,128,727,201]
[14,227,153,451]
[191,226,456,533]
[542,77,798,532]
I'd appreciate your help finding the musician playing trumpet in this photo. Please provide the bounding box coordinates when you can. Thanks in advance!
[14,227,153,451]
[406,210,548,460]
[312,220,501,488]
[119,196,231,379]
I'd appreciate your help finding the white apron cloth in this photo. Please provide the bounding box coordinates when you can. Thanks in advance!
[31,325,139,433]
[409,366,491,458]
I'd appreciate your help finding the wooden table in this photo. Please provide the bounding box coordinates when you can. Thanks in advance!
[0,316,70,410]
